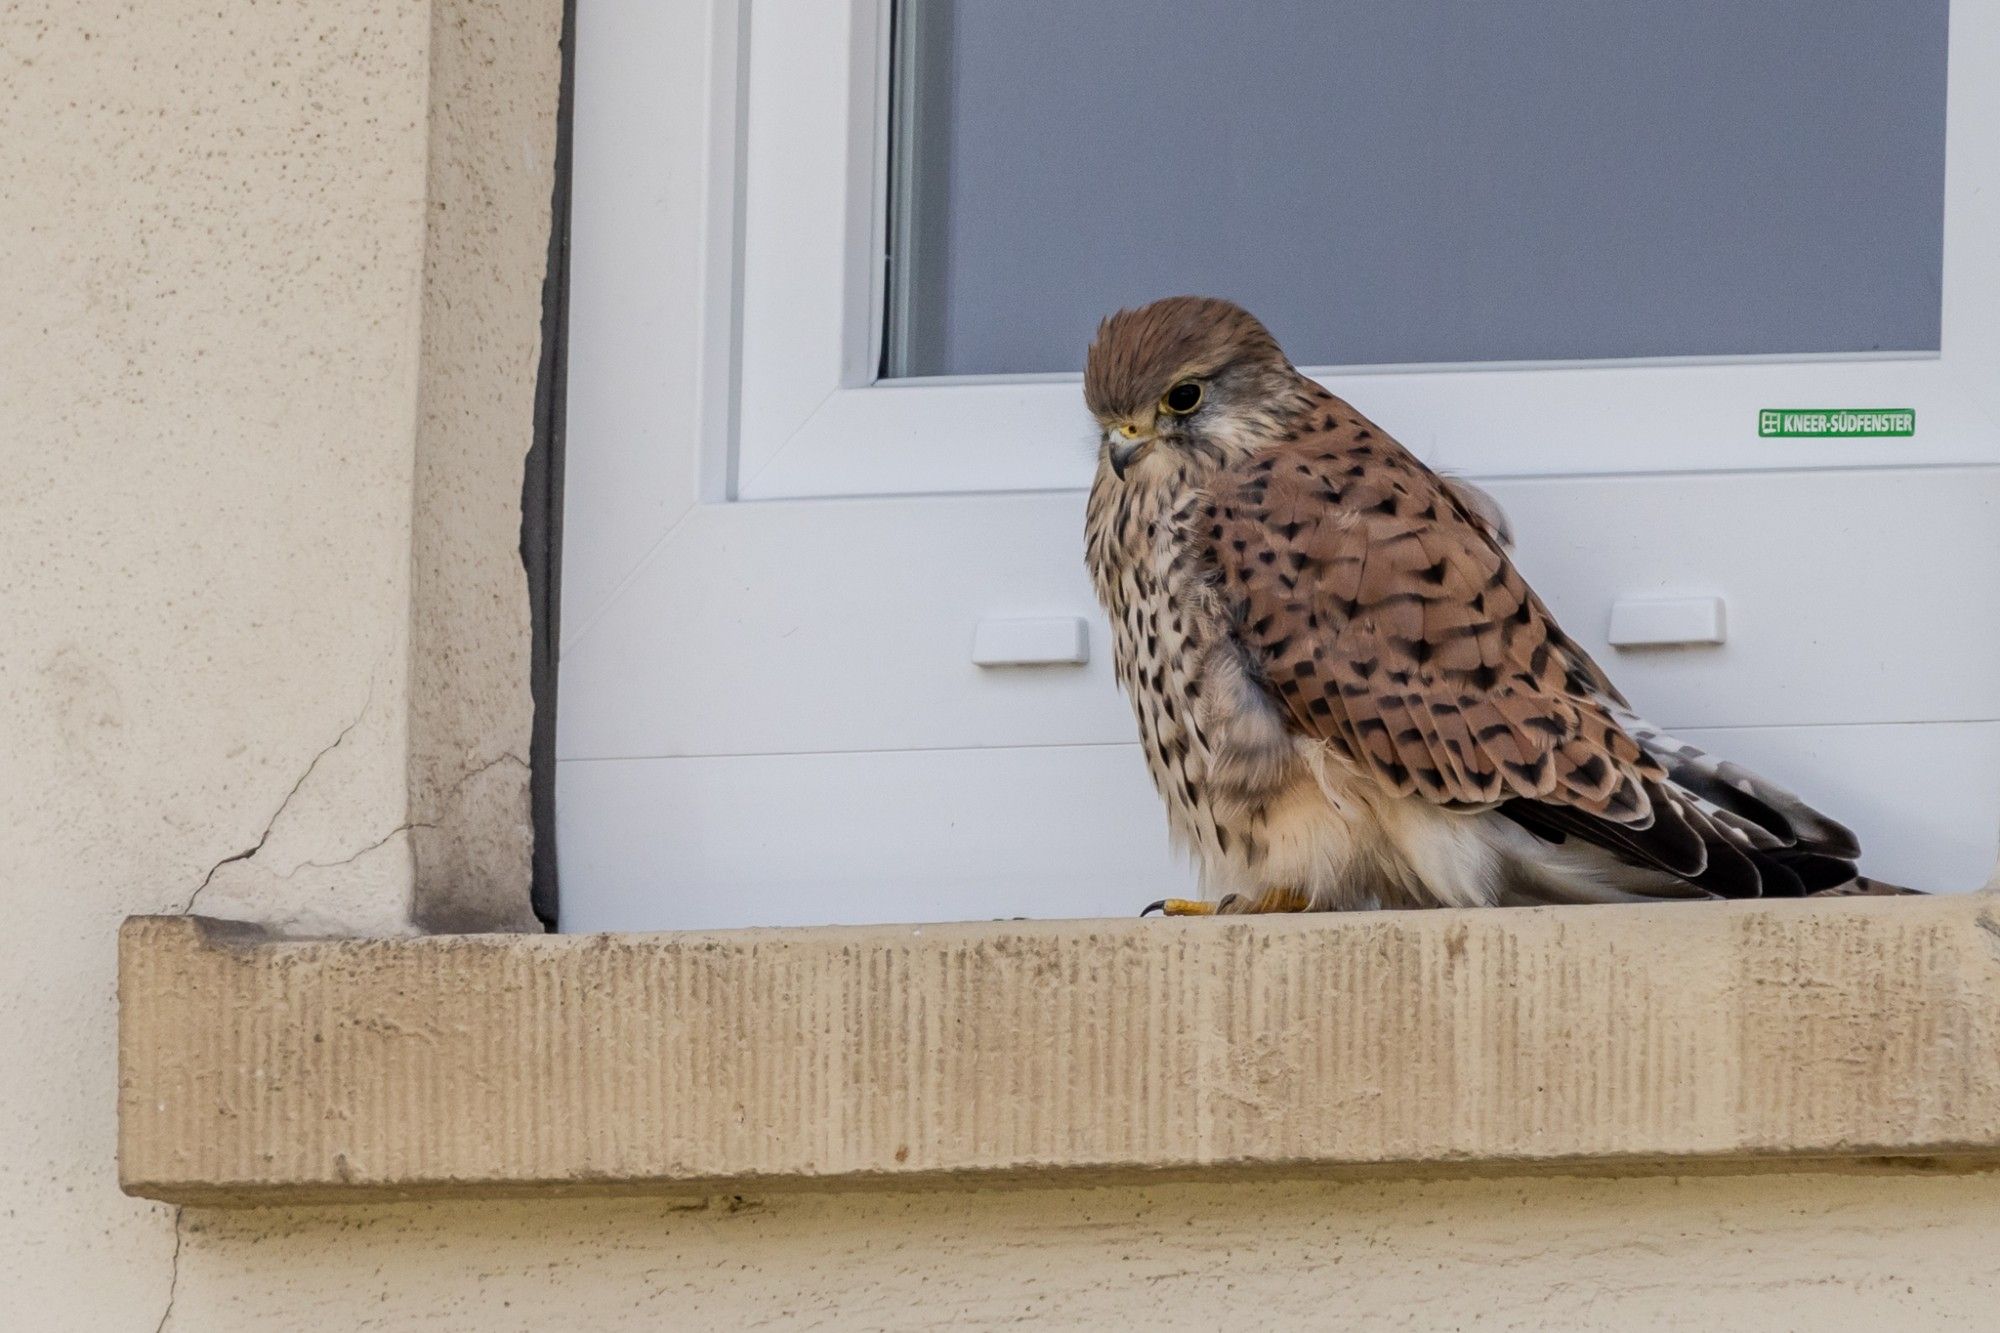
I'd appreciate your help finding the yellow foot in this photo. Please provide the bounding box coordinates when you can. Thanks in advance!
[1233,887,1313,914]
[1140,889,1312,917]
[1140,897,1217,917]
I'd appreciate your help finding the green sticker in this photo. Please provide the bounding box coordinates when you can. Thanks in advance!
[1757,408,1914,438]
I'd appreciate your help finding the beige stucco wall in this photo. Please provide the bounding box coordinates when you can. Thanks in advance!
[5,2,433,1327]
[5,2,1999,1329]
[405,0,549,934]
[162,1176,2000,1330]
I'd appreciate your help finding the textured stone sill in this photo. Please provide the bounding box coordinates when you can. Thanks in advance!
[119,897,2000,1206]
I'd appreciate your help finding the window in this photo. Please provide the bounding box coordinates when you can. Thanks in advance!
[886,0,1948,377]
[559,0,2000,932]
[728,0,1991,504]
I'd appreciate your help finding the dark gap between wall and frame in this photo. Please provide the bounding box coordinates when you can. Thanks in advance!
[521,0,576,932]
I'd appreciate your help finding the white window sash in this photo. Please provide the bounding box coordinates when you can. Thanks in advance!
[725,0,2000,503]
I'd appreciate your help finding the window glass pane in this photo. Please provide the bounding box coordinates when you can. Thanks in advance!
[886,0,1948,377]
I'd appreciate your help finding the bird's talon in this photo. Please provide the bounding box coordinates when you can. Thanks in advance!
[1143,897,1217,917]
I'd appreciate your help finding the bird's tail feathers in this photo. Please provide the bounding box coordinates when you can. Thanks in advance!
[1611,708,1890,897]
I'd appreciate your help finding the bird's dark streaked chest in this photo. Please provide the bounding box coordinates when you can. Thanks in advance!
[1085,464,1232,832]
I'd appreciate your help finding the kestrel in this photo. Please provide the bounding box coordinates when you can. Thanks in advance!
[1083,296,1904,913]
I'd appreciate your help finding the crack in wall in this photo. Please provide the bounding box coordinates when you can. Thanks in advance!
[409,749,539,932]
[281,821,437,878]
[151,1207,183,1333]
[428,750,529,813]
[178,661,396,913]
[178,709,368,914]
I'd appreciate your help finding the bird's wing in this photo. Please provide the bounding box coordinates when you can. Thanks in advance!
[1436,475,1514,551]
[1202,427,1726,878]
[1202,423,1873,897]
[1206,432,1657,815]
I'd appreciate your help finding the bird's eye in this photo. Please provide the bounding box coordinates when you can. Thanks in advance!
[1162,381,1203,415]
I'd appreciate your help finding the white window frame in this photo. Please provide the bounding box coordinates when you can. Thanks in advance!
[719,0,2000,503]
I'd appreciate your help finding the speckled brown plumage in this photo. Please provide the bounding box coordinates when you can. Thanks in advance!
[1082,296,1880,911]
[1209,418,1661,817]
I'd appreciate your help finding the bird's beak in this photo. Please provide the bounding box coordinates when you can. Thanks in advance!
[1108,424,1155,480]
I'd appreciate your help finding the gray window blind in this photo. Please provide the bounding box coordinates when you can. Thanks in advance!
[885,0,1948,377]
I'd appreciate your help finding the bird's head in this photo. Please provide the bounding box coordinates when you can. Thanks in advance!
[1084,296,1302,481]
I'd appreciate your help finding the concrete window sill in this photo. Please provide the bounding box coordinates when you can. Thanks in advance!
[119,897,2000,1205]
